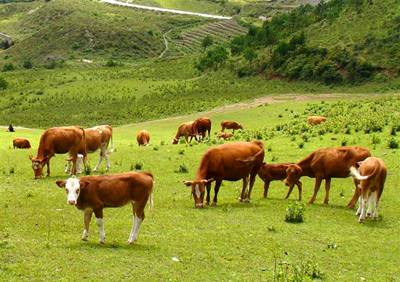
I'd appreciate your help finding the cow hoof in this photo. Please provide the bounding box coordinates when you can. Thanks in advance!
[128,239,136,245]
[82,237,88,241]
[99,240,105,244]
[239,198,250,203]
[347,204,355,209]
[211,202,217,207]
[366,212,372,218]
[358,219,365,224]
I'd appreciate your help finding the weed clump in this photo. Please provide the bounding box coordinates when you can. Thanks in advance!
[388,138,399,149]
[175,164,188,173]
[285,201,305,223]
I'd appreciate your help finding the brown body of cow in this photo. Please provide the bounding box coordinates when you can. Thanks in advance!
[192,117,211,141]
[13,138,31,149]
[137,130,150,146]
[217,132,233,140]
[183,141,264,208]
[221,121,243,133]
[30,126,86,179]
[258,162,302,200]
[307,116,327,125]
[56,171,154,244]
[172,121,195,144]
[284,146,371,207]
[350,157,387,223]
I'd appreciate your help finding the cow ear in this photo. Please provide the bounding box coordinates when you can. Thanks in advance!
[56,180,66,188]
[79,180,90,189]
[183,181,193,187]
[205,178,215,184]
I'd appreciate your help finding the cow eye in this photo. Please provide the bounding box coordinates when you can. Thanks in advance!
[76,189,80,194]
[65,189,69,194]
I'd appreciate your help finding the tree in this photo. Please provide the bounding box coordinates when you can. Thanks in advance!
[196,45,229,71]
[201,35,214,50]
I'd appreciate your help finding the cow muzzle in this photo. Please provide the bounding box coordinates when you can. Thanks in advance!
[68,200,77,205]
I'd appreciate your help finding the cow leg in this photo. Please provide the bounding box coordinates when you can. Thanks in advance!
[285,185,295,199]
[205,182,211,206]
[128,201,146,244]
[359,190,368,223]
[263,181,270,198]
[65,160,72,174]
[308,177,322,204]
[82,208,93,241]
[356,196,362,216]
[94,209,105,244]
[366,192,375,217]
[212,180,222,207]
[93,152,103,172]
[323,178,331,204]
[372,190,379,219]
[297,181,303,201]
[239,176,250,202]
[46,159,51,177]
[104,146,111,171]
[247,173,257,201]
[347,179,361,209]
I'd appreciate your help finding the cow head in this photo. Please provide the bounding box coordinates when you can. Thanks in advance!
[172,138,179,145]
[284,165,302,187]
[29,156,47,179]
[183,179,215,208]
[56,176,89,205]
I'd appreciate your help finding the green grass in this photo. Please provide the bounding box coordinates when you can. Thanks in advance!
[1,95,400,281]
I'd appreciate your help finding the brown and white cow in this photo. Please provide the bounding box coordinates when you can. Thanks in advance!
[192,117,211,141]
[55,172,154,244]
[30,126,86,179]
[350,157,387,223]
[221,121,243,133]
[307,116,327,126]
[258,162,302,200]
[183,141,264,208]
[137,130,150,146]
[172,121,195,144]
[284,146,371,207]
[13,138,31,149]
[217,132,233,140]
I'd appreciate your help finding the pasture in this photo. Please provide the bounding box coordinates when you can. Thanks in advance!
[1,94,399,281]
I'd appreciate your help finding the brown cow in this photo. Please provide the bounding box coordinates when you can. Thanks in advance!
[30,126,86,179]
[221,121,243,133]
[284,146,371,207]
[307,116,327,125]
[192,117,211,141]
[258,162,302,200]
[137,130,150,146]
[172,121,195,144]
[13,138,31,149]
[217,132,233,140]
[56,172,154,244]
[183,141,264,208]
[350,157,387,223]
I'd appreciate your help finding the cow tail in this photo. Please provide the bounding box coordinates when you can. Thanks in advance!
[349,166,369,181]
[144,172,154,210]
[237,141,265,165]
[108,133,115,153]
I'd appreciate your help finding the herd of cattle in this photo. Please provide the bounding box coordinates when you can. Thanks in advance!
[7,114,387,244]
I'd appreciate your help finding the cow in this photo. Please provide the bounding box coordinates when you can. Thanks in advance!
[284,146,371,207]
[13,138,31,149]
[8,124,14,132]
[137,130,150,146]
[221,121,243,133]
[30,126,86,179]
[183,141,264,208]
[172,121,195,144]
[192,117,211,141]
[307,116,327,126]
[217,132,233,140]
[349,157,387,223]
[65,125,113,173]
[55,172,154,244]
[258,162,302,200]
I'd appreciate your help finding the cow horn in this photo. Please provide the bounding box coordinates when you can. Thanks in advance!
[183,180,193,186]
[206,178,215,183]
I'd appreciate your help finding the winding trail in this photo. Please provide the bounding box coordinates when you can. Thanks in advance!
[158,29,172,59]
[101,0,232,19]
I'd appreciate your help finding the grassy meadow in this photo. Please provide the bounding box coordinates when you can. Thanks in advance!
[1,94,400,281]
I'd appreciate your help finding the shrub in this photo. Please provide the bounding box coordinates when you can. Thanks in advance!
[285,201,305,223]
[105,59,118,67]
[2,63,14,72]
[388,138,399,149]
[0,77,7,90]
[22,60,33,69]
[196,45,229,71]
[201,35,214,50]
[174,164,188,173]
[134,161,143,170]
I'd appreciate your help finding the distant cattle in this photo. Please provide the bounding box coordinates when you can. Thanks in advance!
[56,172,154,244]
[13,138,31,149]
[192,117,211,141]
[284,146,371,207]
[217,132,233,140]
[307,116,327,126]
[183,141,264,208]
[258,162,302,200]
[137,130,150,146]
[8,124,14,132]
[172,121,195,144]
[221,121,243,133]
[350,157,387,223]
[30,126,86,179]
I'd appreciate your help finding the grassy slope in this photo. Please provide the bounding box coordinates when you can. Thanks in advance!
[1,95,399,281]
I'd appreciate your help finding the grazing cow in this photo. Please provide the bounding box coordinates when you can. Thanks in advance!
[192,117,211,141]
[258,162,302,200]
[284,146,371,207]
[221,121,243,133]
[307,116,327,126]
[183,141,264,208]
[137,130,150,146]
[350,157,387,223]
[217,132,233,140]
[8,124,14,132]
[172,121,195,144]
[13,138,31,149]
[56,172,154,244]
[30,126,86,179]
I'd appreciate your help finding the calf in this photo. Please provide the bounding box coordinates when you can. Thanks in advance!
[172,121,195,144]
[258,162,302,200]
[349,157,387,223]
[13,138,31,149]
[137,130,150,146]
[307,116,327,126]
[183,141,264,208]
[192,117,211,141]
[221,121,243,133]
[56,172,154,244]
[217,132,233,140]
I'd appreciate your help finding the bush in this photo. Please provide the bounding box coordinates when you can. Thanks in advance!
[201,35,214,50]
[174,164,188,173]
[134,161,143,170]
[22,60,33,69]
[388,138,399,149]
[0,77,7,90]
[2,63,14,72]
[196,45,229,72]
[105,60,118,67]
[285,201,305,223]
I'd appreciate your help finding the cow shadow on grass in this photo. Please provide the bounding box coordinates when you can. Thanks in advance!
[68,240,159,252]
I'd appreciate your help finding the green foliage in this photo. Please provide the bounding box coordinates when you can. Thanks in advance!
[274,256,324,281]
[22,60,33,69]
[196,45,229,71]
[134,161,144,170]
[2,63,15,72]
[285,201,305,223]
[174,163,188,173]
[201,35,214,50]
[388,138,399,149]
[0,77,7,90]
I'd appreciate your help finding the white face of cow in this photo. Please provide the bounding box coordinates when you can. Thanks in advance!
[64,177,81,205]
